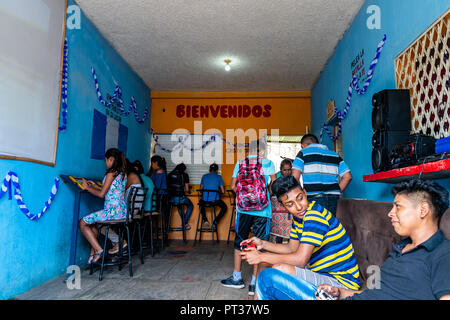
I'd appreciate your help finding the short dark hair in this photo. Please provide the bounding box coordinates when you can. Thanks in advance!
[391,179,449,221]
[174,163,187,172]
[271,175,303,203]
[280,158,292,170]
[209,163,219,172]
[301,134,319,145]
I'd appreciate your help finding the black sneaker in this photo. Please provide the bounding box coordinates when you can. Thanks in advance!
[221,276,245,289]
[248,284,256,296]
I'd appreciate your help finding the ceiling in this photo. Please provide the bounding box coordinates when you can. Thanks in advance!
[76,0,364,92]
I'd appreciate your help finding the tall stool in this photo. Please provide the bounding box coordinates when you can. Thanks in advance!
[194,189,220,246]
[92,186,145,281]
[142,191,163,256]
[226,189,237,244]
[128,186,147,264]
[167,197,188,244]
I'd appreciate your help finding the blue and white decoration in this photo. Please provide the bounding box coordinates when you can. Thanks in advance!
[319,34,387,142]
[0,172,60,221]
[59,37,69,131]
[150,128,267,153]
[91,109,128,160]
[91,67,150,124]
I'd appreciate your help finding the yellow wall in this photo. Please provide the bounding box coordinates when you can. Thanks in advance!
[150,90,310,241]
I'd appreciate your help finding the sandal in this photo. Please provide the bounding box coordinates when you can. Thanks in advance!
[92,250,104,264]
[87,254,95,265]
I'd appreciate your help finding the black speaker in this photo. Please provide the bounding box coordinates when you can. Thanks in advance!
[372,130,411,172]
[372,89,412,131]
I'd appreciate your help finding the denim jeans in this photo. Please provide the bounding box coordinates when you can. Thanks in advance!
[256,268,318,300]
[170,196,194,224]
[307,194,340,216]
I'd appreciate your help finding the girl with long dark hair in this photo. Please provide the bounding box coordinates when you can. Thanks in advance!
[78,148,128,264]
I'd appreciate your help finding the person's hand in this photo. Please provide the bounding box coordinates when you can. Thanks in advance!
[241,237,264,250]
[315,284,340,300]
[240,247,262,265]
[81,178,89,190]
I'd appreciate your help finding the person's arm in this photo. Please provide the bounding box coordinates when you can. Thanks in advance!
[230,177,237,192]
[339,171,352,192]
[241,242,315,268]
[268,173,277,196]
[219,185,225,194]
[291,168,302,182]
[246,236,299,255]
[291,151,304,182]
[82,173,115,199]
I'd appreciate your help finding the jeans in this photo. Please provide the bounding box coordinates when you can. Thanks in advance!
[170,196,194,224]
[307,194,340,216]
[199,199,227,225]
[256,268,317,300]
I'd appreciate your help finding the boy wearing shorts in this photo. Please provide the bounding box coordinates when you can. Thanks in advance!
[221,140,276,296]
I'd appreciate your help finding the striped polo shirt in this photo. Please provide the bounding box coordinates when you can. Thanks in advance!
[290,201,361,290]
[292,143,350,196]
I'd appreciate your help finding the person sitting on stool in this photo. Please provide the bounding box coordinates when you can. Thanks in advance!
[199,163,228,230]
[167,163,193,230]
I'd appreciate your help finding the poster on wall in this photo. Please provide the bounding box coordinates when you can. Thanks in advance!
[0,0,66,165]
[91,109,128,160]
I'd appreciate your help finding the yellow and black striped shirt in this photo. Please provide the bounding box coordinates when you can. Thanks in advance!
[290,201,361,290]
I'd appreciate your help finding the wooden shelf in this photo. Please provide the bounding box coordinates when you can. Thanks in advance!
[363,158,450,184]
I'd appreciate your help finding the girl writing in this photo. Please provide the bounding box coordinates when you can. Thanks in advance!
[78,148,128,264]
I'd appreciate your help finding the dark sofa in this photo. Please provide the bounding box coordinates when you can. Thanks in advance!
[336,198,450,288]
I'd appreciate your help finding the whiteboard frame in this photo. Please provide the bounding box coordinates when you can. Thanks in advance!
[0,0,68,167]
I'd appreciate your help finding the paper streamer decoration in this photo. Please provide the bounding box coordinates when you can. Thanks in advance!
[0,172,60,221]
[150,129,268,153]
[91,67,151,124]
[320,34,387,142]
[59,37,69,131]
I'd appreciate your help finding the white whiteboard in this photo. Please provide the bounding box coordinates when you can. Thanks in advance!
[152,133,223,184]
[0,0,66,165]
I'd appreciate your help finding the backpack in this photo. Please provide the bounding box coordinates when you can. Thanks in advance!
[167,170,185,196]
[236,156,269,211]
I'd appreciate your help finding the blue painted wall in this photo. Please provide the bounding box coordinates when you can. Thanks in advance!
[0,0,151,299]
[311,0,450,202]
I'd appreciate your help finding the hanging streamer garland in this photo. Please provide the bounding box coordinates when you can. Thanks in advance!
[319,34,387,142]
[91,67,150,124]
[0,172,60,221]
[150,129,267,153]
[59,37,69,131]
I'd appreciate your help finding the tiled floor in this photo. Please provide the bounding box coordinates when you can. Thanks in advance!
[14,240,254,300]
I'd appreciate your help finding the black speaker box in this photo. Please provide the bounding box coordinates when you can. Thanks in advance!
[372,130,411,173]
[372,89,412,131]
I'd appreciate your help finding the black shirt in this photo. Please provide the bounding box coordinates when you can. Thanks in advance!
[351,230,450,300]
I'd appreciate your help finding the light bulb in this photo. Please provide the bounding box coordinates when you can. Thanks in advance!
[224,59,232,72]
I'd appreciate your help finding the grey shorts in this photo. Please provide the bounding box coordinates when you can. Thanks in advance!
[294,267,347,289]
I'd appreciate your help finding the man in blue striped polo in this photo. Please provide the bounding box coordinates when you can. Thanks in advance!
[292,134,352,216]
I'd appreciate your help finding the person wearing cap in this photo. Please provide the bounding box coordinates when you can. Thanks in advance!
[199,163,227,230]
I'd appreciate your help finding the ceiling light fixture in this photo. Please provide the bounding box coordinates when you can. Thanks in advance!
[224,59,231,71]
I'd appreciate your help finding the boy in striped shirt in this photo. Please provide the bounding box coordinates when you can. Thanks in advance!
[241,175,361,299]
